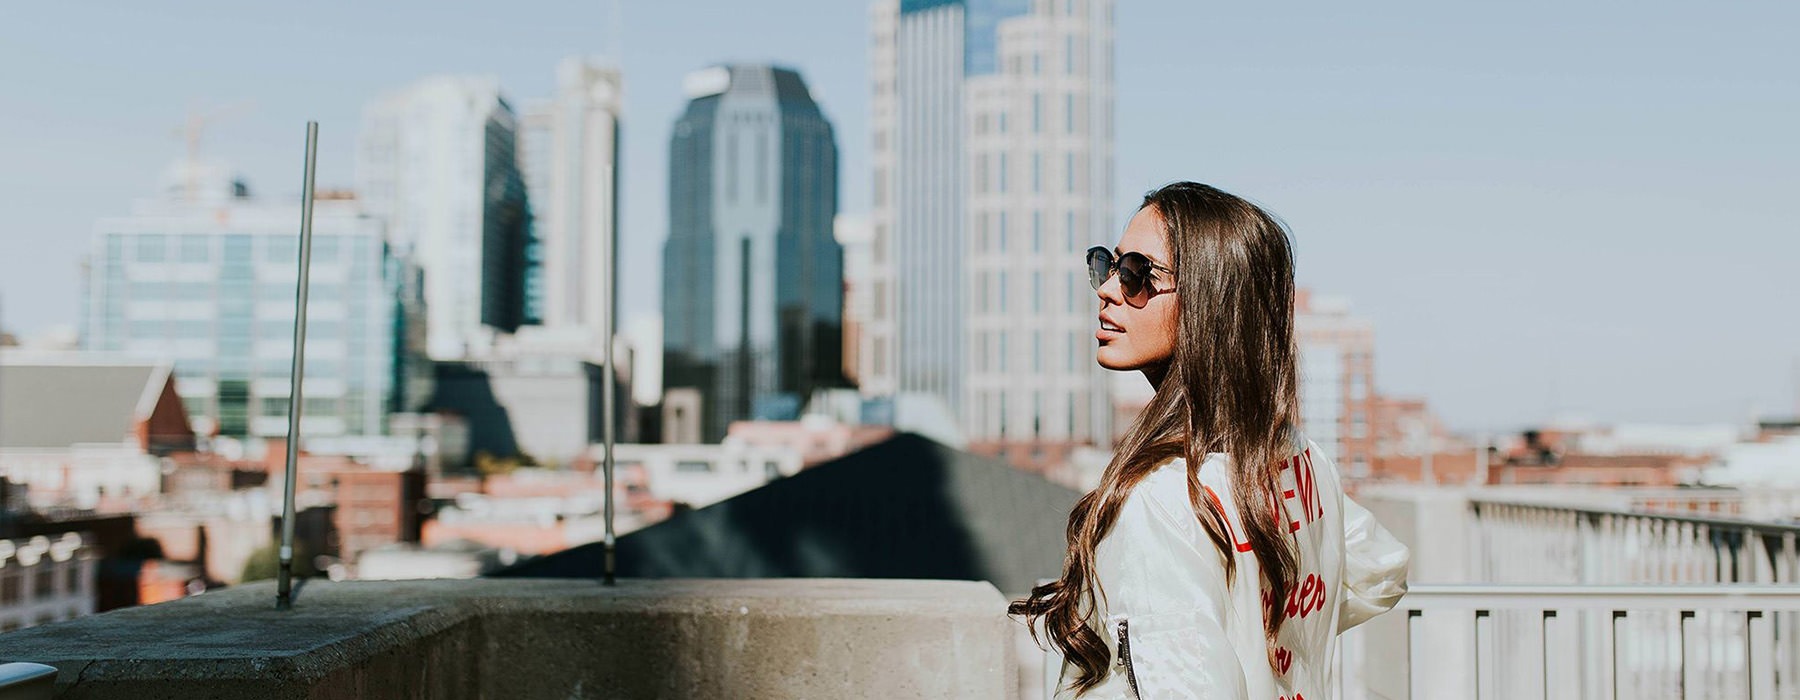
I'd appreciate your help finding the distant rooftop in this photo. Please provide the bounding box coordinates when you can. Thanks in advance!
[494,433,1079,595]
[0,355,170,450]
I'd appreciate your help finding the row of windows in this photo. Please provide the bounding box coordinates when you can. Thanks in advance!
[1004,30,1089,80]
[973,387,1089,440]
[973,269,1090,317]
[972,329,1091,374]
[113,233,374,266]
[974,150,1089,195]
[973,209,1086,254]
[974,92,1089,137]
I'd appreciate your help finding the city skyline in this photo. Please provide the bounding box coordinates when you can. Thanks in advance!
[2,1,1796,432]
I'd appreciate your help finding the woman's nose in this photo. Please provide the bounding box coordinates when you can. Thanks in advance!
[1096,269,1124,307]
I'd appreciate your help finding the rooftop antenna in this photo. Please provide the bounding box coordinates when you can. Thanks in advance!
[277,122,319,610]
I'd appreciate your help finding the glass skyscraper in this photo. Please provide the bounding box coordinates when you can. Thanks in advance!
[82,160,426,439]
[663,65,843,443]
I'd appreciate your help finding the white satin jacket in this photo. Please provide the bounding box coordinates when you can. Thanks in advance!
[1057,439,1410,700]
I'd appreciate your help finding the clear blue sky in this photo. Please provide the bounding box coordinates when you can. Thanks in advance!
[2,1,1795,432]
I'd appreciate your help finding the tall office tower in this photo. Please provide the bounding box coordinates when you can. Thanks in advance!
[663,65,843,443]
[356,76,531,360]
[83,160,427,439]
[1295,290,1379,476]
[519,57,624,339]
[868,0,1115,471]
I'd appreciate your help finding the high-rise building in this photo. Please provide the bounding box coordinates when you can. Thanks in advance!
[867,0,1115,471]
[663,65,843,443]
[1295,289,1379,476]
[518,58,623,339]
[835,215,874,387]
[82,160,427,439]
[356,76,532,360]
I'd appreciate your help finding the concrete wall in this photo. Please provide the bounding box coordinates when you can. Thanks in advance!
[0,578,1015,700]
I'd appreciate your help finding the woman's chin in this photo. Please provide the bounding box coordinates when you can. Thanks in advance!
[1095,345,1142,371]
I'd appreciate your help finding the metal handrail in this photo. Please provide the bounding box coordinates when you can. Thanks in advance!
[1470,498,1800,537]
[1399,583,1800,611]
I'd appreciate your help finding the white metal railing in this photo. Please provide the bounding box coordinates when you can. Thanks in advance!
[1042,585,1800,700]
[1345,584,1800,700]
[1471,499,1800,585]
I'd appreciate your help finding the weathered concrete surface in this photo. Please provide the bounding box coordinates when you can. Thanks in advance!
[0,578,1015,700]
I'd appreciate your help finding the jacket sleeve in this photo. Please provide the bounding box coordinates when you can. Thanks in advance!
[1337,494,1411,633]
[1091,486,1248,699]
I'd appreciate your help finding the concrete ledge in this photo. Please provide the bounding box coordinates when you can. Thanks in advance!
[0,578,1016,699]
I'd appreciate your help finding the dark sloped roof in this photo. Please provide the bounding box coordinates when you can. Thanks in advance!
[493,433,1080,595]
[0,361,164,449]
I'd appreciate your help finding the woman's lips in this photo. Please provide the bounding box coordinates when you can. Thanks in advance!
[1097,316,1124,342]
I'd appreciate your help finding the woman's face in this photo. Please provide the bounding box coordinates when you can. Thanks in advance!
[1095,206,1179,372]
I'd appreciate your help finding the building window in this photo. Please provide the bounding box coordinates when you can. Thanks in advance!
[999,270,1009,314]
[1066,35,1077,74]
[999,332,1009,373]
[1032,211,1042,252]
[136,235,166,263]
[999,153,1008,192]
[1066,153,1076,193]
[975,154,988,195]
[1065,211,1076,251]
[1033,53,1042,75]
[1031,152,1042,193]
[1065,93,1076,133]
[998,211,1009,252]
[1068,332,1081,371]
[1032,93,1042,133]
[1032,332,1042,372]
[1032,272,1042,313]
[675,460,713,473]
[180,236,210,263]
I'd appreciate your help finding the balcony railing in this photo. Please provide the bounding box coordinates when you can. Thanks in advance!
[1039,585,1800,700]
[1345,584,1800,700]
[1471,498,1800,584]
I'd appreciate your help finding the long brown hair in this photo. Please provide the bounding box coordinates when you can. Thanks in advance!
[1009,182,1303,693]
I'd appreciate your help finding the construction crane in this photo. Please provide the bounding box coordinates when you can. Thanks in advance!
[172,100,254,201]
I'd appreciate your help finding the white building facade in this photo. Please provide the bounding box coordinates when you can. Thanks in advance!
[357,76,531,360]
[0,534,96,633]
[82,162,420,439]
[518,58,624,342]
[868,0,1115,456]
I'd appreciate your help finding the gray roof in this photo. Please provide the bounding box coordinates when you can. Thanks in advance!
[493,433,1082,596]
[0,359,167,450]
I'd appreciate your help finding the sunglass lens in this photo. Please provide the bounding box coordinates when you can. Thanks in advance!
[1117,253,1149,298]
[1086,248,1111,290]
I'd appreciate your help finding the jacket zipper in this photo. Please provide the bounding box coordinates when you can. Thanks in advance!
[1116,618,1141,698]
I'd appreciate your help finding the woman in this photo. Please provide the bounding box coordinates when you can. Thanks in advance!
[1011,182,1411,699]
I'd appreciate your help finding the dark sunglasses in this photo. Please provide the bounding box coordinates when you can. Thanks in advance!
[1086,246,1175,304]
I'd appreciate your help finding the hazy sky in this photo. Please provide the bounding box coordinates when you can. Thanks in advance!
[2,1,1795,432]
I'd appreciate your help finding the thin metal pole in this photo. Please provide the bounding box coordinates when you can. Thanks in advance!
[601,159,617,587]
[278,121,319,610]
